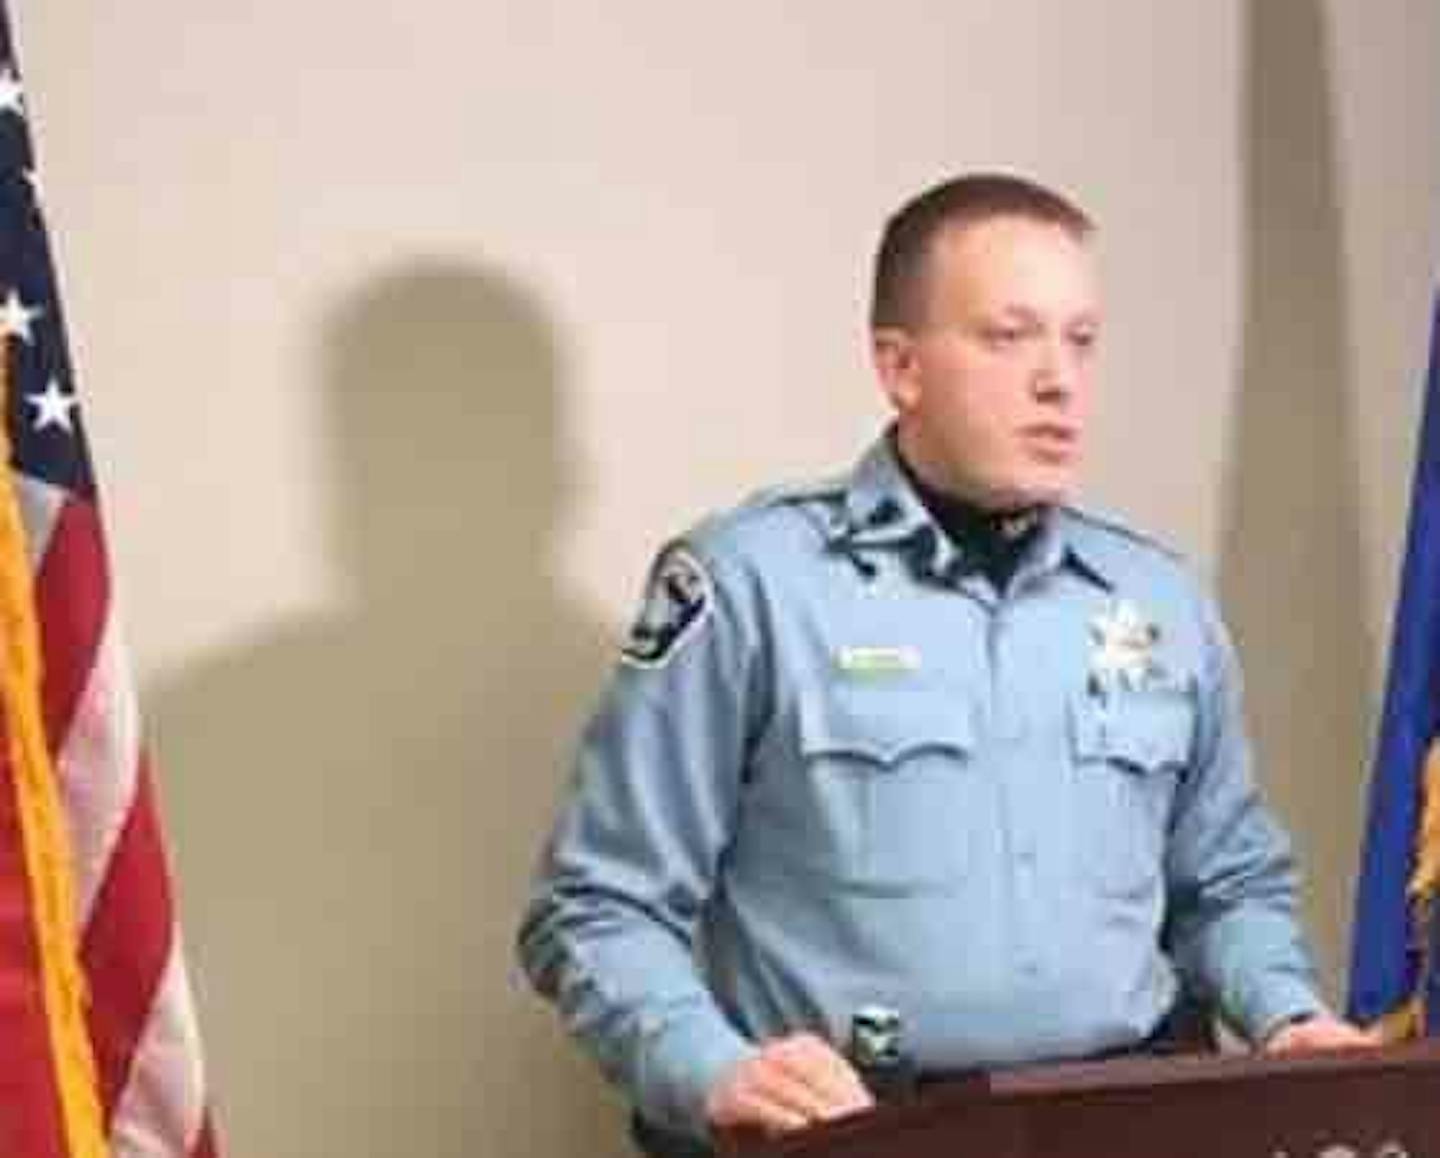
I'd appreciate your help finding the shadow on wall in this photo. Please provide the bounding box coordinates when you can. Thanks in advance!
[1218,0,1373,996]
[147,262,630,1158]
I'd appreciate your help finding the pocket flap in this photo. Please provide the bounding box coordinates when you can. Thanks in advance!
[799,687,975,768]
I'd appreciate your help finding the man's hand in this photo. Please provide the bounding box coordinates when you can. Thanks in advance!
[704,1033,875,1137]
[1263,1013,1381,1054]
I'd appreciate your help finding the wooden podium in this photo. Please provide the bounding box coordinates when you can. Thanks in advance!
[723,1043,1440,1158]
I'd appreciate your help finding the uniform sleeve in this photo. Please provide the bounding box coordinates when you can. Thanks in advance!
[1162,594,1327,1043]
[516,540,764,1139]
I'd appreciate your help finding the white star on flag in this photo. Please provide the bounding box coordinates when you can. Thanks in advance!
[0,64,24,118]
[26,377,79,433]
[0,287,41,343]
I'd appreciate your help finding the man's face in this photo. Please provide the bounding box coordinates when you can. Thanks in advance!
[875,215,1101,509]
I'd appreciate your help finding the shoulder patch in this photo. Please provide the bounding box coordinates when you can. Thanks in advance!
[619,544,714,669]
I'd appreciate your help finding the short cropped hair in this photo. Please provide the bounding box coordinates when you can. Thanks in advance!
[870,173,1093,331]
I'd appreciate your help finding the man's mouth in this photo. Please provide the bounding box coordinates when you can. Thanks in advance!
[1022,423,1078,452]
[1019,425,1080,468]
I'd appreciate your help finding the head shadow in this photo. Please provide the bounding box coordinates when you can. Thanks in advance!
[148,260,623,1158]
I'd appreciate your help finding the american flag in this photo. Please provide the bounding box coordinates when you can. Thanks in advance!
[0,6,218,1155]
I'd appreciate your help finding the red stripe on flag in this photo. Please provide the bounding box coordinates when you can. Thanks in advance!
[81,756,174,1121]
[34,499,109,748]
[0,727,68,1158]
[191,1110,219,1158]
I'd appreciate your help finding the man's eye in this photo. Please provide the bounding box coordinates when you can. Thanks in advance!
[983,326,1025,347]
[1070,330,1098,352]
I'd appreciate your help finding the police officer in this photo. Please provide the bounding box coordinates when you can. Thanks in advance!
[517,173,1374,1155]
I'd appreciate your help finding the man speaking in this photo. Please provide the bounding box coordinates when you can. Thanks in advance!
[517,173,1372,1155]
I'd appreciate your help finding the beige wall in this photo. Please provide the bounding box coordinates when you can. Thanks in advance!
[16,2,1438,1155]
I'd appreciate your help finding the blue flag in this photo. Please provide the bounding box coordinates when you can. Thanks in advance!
[1348,295,1440,1037]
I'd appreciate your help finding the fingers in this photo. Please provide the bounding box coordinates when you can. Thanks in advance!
[747,1069,826,1128]
[704,1056,818,1137]
[769,1034,874,1114]
[1264,1014,1382,1054]
[705,1033,875,1138]
[707,1079,810,1137]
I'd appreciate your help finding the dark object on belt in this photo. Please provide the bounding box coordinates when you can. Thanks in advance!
[847,1005,916,1104]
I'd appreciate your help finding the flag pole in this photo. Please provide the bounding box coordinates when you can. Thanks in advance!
[0,327,107,1157]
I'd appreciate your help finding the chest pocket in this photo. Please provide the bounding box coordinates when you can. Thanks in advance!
[1069,687,1192,899]
[797,687,977,894]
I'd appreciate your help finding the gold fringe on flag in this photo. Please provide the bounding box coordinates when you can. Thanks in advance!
[1410,740,1440,902]
[0,336,108,1156]
[1373,738,1440,1045]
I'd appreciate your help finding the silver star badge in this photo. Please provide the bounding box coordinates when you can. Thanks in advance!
[1089,600,1160,697]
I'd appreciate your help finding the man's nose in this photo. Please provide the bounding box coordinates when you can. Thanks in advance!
[1030,337,1077,403]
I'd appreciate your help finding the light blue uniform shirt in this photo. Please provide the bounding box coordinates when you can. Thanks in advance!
[517,436,1323,1140]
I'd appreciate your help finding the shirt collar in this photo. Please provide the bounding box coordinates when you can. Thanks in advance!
[837,431,1114,592]
[1026,510,1114,593]
[1053,512,1116,592]
[839,434,932,546]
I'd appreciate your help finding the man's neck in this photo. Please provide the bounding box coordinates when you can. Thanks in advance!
[891,438,1043,592]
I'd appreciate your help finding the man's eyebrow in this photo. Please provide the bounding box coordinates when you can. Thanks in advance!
[985,305,1102,328]
[993,304,1042,322]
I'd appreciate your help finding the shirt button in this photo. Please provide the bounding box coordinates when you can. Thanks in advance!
[1017,847,1037,866]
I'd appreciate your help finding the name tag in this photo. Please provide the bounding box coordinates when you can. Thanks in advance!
[835,646,922,677]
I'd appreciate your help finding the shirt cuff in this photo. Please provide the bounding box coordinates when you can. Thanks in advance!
[636,1008,755,1141]
[1230,975,1327,1046]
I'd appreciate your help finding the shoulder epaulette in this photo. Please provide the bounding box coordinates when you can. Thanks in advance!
[687,474,847,550]
[741,473,848,510]
[1062,504,1186,563]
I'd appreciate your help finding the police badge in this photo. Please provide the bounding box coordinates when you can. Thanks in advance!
[1088,599,1161,698]
[620,544,714,668]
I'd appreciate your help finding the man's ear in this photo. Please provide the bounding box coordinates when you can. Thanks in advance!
[872,327,921,411]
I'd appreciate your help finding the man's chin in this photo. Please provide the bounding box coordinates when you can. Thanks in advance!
[930,459,1078,511]
[990,474,1076,510]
